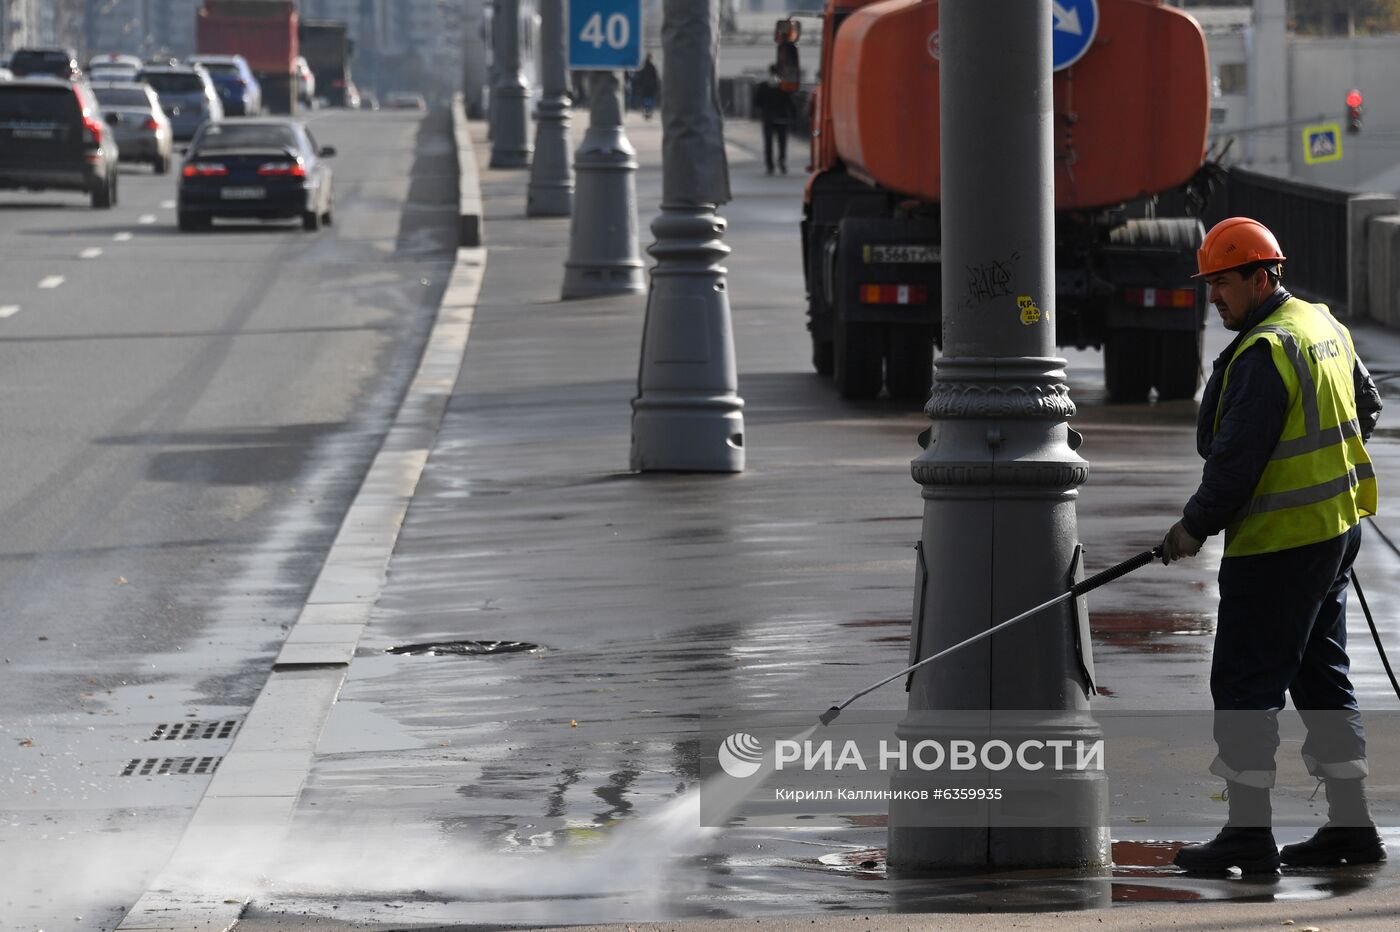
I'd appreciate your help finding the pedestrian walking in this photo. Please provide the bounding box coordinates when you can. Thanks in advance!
[1161,217,1386,874]
[752,65,794,174]
[633,53,660,120]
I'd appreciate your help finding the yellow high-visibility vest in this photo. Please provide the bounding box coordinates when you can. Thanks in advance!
[1216,297,1377,557]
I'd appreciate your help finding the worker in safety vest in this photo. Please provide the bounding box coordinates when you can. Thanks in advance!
[1161,217,1385,874]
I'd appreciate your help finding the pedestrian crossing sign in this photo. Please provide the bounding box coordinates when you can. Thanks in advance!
[1303,123,1343,165]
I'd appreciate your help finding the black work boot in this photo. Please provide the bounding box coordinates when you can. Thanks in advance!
[1174,783,1281,875]
[1281,778,1387,867]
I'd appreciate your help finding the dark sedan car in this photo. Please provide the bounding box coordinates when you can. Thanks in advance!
[177,118,335,232]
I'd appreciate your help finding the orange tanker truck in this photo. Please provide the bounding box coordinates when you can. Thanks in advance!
[801,0,1218,402]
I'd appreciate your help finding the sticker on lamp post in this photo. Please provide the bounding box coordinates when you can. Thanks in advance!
[567,0,643,70]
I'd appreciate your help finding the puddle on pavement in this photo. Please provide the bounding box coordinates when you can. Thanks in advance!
[1091,611,1213,653]
[802,838,1387,908]
[385,639,541,656]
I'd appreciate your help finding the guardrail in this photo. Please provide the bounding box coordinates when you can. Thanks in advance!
[1199,167,1351,308]
[1157,167,1400,324]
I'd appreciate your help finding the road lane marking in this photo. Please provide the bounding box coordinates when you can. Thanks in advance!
[160,200,176,209]
[113,232,133,242]
[0,306,19,319]
[38,275,64,289]
[80,247,103,259]
[139,214,157,225]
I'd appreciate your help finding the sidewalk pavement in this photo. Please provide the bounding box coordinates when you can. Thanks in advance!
[136,106,1400,930]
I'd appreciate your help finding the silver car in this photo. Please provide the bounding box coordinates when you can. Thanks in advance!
[92,81,173,173]
[138,64,223,141]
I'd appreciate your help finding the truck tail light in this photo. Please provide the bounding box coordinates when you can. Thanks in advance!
[1124,287,1195,308]
[859,284,928,305]
[332,79,345,88]
[182,162,228,177]
[143,117,160,131]
[257,161,306,177]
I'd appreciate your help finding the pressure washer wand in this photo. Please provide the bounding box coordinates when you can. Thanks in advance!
[818,546,1163,727]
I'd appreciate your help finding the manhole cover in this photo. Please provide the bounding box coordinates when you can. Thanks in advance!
[386,640,540,657]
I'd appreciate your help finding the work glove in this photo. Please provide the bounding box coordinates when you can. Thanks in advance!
[1160,520,1203,565]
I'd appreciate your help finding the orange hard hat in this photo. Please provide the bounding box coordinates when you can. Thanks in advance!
[1194,217,1286,278]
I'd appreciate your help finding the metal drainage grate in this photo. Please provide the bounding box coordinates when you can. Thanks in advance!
[147,719,240,741]
[386,640,540,657]
[121,756,222,777]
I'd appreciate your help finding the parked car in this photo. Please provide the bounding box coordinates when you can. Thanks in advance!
[294,56,315,107]
[0,78,120,208]
[384,91,427,111]
[177,118,335,232]
[188,54,262,117]
[138,63,223,141]
[9,47,83,82]
[92,81,173,173]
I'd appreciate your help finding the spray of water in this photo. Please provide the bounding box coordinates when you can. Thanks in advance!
[157,725,824,902]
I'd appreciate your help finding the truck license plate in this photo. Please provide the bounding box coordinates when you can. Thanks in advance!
[866,244,940,263]
[221,187,266,200]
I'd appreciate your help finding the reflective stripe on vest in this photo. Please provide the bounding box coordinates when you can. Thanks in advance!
[1215,299,1377,557]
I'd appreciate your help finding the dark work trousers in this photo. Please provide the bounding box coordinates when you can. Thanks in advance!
[762,119,788,173]
[1210,524,1367,788]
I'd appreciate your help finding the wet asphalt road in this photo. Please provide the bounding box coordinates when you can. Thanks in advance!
[218,116,1400,926]
[0,108,459,928]
[9,105,1400,928]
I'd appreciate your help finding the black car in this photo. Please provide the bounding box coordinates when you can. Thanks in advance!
[177,118,335,232]
[9,47,83,81]
[0,79,120,208]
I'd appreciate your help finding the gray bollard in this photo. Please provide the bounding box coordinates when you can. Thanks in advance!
[527,0,573,216]
[490,0,532,169]
[561,71,645,298]
[630,0,744,473]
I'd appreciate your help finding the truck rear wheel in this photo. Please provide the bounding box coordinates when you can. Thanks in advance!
[1102,217,1206,403]
[886,326,935,401]
[835,323,883,400]
[1104,330,1154,403]
[1154,329,1204,401]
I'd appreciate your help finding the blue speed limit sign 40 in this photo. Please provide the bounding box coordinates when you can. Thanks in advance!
[567,0,644,70]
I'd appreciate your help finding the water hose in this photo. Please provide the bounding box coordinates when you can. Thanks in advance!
[819,546,1162,726]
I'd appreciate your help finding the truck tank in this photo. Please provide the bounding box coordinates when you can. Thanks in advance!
[802,0,1217,403]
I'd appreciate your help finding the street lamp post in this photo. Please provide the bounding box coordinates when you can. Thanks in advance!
[887,0,1108,872]
[526,0,573,216]
[560,69,644,298]
[489,0,532,168]
[630,0,743,472]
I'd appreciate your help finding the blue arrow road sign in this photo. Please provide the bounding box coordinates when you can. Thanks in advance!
[1052,0,1098,71]
[567,0,644,71]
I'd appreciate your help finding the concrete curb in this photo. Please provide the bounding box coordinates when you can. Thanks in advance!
[454,93,484,248]
[114,110,488,932]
